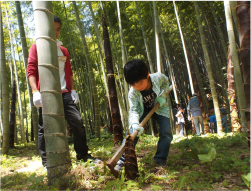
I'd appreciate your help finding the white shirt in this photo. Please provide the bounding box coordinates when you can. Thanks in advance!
[57,40,67,91]
[176,110,185,124]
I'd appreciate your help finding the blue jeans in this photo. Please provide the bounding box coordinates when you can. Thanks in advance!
[179,123,185,136]
[120,109,173,163]
[193,116,204,135]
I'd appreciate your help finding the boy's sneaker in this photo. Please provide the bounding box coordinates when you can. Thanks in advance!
[155,160,168,168]
[114,159,124,172]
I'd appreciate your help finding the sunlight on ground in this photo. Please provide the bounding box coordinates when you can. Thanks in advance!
[16,160,43,173]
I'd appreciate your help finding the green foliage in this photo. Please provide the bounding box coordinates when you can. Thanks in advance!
[178,175,188,190]
[104,168,140,190]
[151,184,163,190]
[198,147,216,163]
[241,173,250,187]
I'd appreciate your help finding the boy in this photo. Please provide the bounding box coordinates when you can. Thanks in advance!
[115,59,173,171]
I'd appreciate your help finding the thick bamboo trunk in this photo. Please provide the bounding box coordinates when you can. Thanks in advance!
[236,1,250,146]
[158,18,179,103]
[117,1,129,112]
[153,2,162,71]
[102,12,123,144]
[224,1,248,130]
[88,2,111,113]
[200,6,230,119]
[72,1,101,138]
[227,48,241,132]
[9,79,16,148]
[33,1,71,181]
[173,1,194,94]
[0,3,10,154]
[194,1,223,134]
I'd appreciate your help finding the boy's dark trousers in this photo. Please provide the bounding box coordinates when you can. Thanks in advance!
[119,108,173,164]
[38,92,89,166]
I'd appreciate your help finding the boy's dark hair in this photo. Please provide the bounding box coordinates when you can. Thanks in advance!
[54,15,61,26]
[123,59,149,85]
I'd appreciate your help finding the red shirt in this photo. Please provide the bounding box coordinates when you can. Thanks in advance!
[27,43,73,93]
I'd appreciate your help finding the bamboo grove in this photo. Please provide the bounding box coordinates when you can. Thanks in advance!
[0,1,250,155]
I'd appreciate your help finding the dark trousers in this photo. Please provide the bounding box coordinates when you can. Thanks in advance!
[38,92,89,166]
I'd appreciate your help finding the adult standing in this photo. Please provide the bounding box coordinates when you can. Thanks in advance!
[27,16,100,168]
[187,93,204,135]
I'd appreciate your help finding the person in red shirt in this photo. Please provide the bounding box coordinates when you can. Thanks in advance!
[27,16,101,168]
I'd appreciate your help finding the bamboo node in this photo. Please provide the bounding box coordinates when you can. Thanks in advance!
[33,7,53,15]
[42,113,64,117]
[36,36,56,43]
[39,63,59,70]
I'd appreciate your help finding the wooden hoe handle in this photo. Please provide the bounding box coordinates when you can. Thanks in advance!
[106,85,173,177]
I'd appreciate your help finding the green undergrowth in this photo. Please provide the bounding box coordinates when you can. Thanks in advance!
[0,132,250,190]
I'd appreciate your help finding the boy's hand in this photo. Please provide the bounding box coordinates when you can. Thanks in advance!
[156,97,166,107]
[131,124,144,137]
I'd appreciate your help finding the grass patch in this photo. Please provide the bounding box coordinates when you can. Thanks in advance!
[0,132,250,190]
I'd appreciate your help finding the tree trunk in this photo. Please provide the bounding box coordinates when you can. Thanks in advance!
[16,0,39,148]
[236,1,250,146]
[194,2,223,134]
[210,2,228,63]
[72,1,101,138]
[102,12,124,144]
[9,79,16,148]
[117,1,129,112]
[227,47,241,132]
[135,1,154,73]
[5,6,25,143]
[0,3,10,154]
[224,1,248,131]
[153,1,162,71]
[33,1,71,181]
[173,1,195,94]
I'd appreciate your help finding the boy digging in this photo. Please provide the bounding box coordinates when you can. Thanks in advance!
[115,59,173,171]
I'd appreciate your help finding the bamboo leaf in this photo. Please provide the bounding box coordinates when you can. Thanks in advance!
[198,148,216,163]
[241,173,250,187]
[178,175,188,191]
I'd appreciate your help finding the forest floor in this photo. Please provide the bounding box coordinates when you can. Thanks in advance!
[0,132,250,190]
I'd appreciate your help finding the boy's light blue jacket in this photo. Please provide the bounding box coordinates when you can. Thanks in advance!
[128,72,170,128]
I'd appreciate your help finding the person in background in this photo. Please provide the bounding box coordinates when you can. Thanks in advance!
[175,105,185,136]
[208,107,228,133]
[187,93,204,135]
